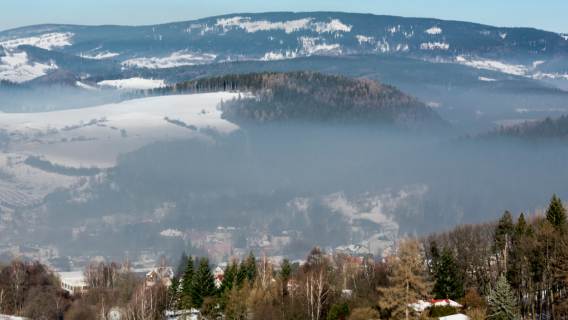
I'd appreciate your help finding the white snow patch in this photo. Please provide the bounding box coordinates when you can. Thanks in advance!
[216,16,351,34]
[0,93,242,167]
[420,42,450,50]
[532,72,568,80]
[97,78,166,90]
[122,51,216,69]
[80,51,120,60]
[387,25,400,34]
[75,81,98,90]
[160,229,184,238]
[478,76,497,82]
[300,37,342,55]
[356,35,374,45]
[312,19,352,33]
[260,51,298,61]
[0,50,56,83]
[216,16,312,34]
[532,60,545,68]
[456,56,528,76]
[425,26,442,35]
[0,32,73,50]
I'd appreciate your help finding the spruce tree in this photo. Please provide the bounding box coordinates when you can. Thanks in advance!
[219,260,238,310]
[244,251,257,283]
[280,259,291,282]
[487,275,518,320]
[546,194,567,231]
[429,240,441,274]
[432,248,464,299]
[494,211,514,254]
[175,252,188,278]
[220,260,238,293]
[514,213,529,238]
[168,276,181,310]
[180,255,194,308]
[191,258,217,309]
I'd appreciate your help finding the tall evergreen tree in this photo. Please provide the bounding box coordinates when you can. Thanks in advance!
[243,252,257,283]
[180,255,194,308]
[487,275,518,320]
[175,252,188,278]
[494,211,514,254]
[191,258,217,309]
[168,276,181,310]
[220,260,238,293]
[428,240,441,274]
[494,211,514,274]
[546,194,567,231]
[280,259,291,282]
[432,248,464,299]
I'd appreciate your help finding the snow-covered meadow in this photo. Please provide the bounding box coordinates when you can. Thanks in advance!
[0,92,241,167]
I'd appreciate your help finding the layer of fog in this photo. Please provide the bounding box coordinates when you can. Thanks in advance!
[34,123,568,259]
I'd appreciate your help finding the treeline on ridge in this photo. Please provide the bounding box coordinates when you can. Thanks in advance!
[143,72,444,126]
[484,115,568,140]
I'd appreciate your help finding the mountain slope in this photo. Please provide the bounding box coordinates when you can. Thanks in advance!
[1,12,567,83]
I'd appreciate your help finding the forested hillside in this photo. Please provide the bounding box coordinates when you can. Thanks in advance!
[487,115,568,140]
[149,72,444,127]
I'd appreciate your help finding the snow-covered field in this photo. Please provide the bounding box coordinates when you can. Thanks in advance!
[216,16,352,34]
[0,92,241,167]
[122,51,217,69]
[0,32,73,50]
[0,50,57,83]
[97,77,166,90]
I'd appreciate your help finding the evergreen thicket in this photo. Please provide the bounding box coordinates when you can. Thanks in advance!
[145,72,443,126]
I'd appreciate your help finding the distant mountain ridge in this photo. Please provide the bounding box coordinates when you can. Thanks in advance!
[1,12,568,84]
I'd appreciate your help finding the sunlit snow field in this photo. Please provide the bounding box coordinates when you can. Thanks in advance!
[0,92,241,167]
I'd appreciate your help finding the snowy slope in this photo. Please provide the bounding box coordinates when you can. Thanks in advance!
[0,12,566,80]
[0,92,241,167]
[97,77,166,90]
[0,50,57,83]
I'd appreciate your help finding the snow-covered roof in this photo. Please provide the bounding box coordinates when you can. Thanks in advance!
[439,313,470,320]
[58,271,87,287]
[409,300,432,312]
[0,315,29,320]
[432,299,463,308]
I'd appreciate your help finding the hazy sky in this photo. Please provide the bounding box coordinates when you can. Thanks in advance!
[1,0,566,33]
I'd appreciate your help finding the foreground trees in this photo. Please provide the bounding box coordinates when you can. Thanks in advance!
[0,194,566,319]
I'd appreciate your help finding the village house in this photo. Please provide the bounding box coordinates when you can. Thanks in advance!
[58,271,88,295]
[145,266,174,287]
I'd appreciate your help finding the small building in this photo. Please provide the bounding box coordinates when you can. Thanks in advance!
[58,271,88,295]
[431,299,463,308]
[145,266,174,287]
[213,266,224,288]
[409,298,463,313]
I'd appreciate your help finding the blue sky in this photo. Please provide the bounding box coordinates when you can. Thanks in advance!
[1,0,566,33]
